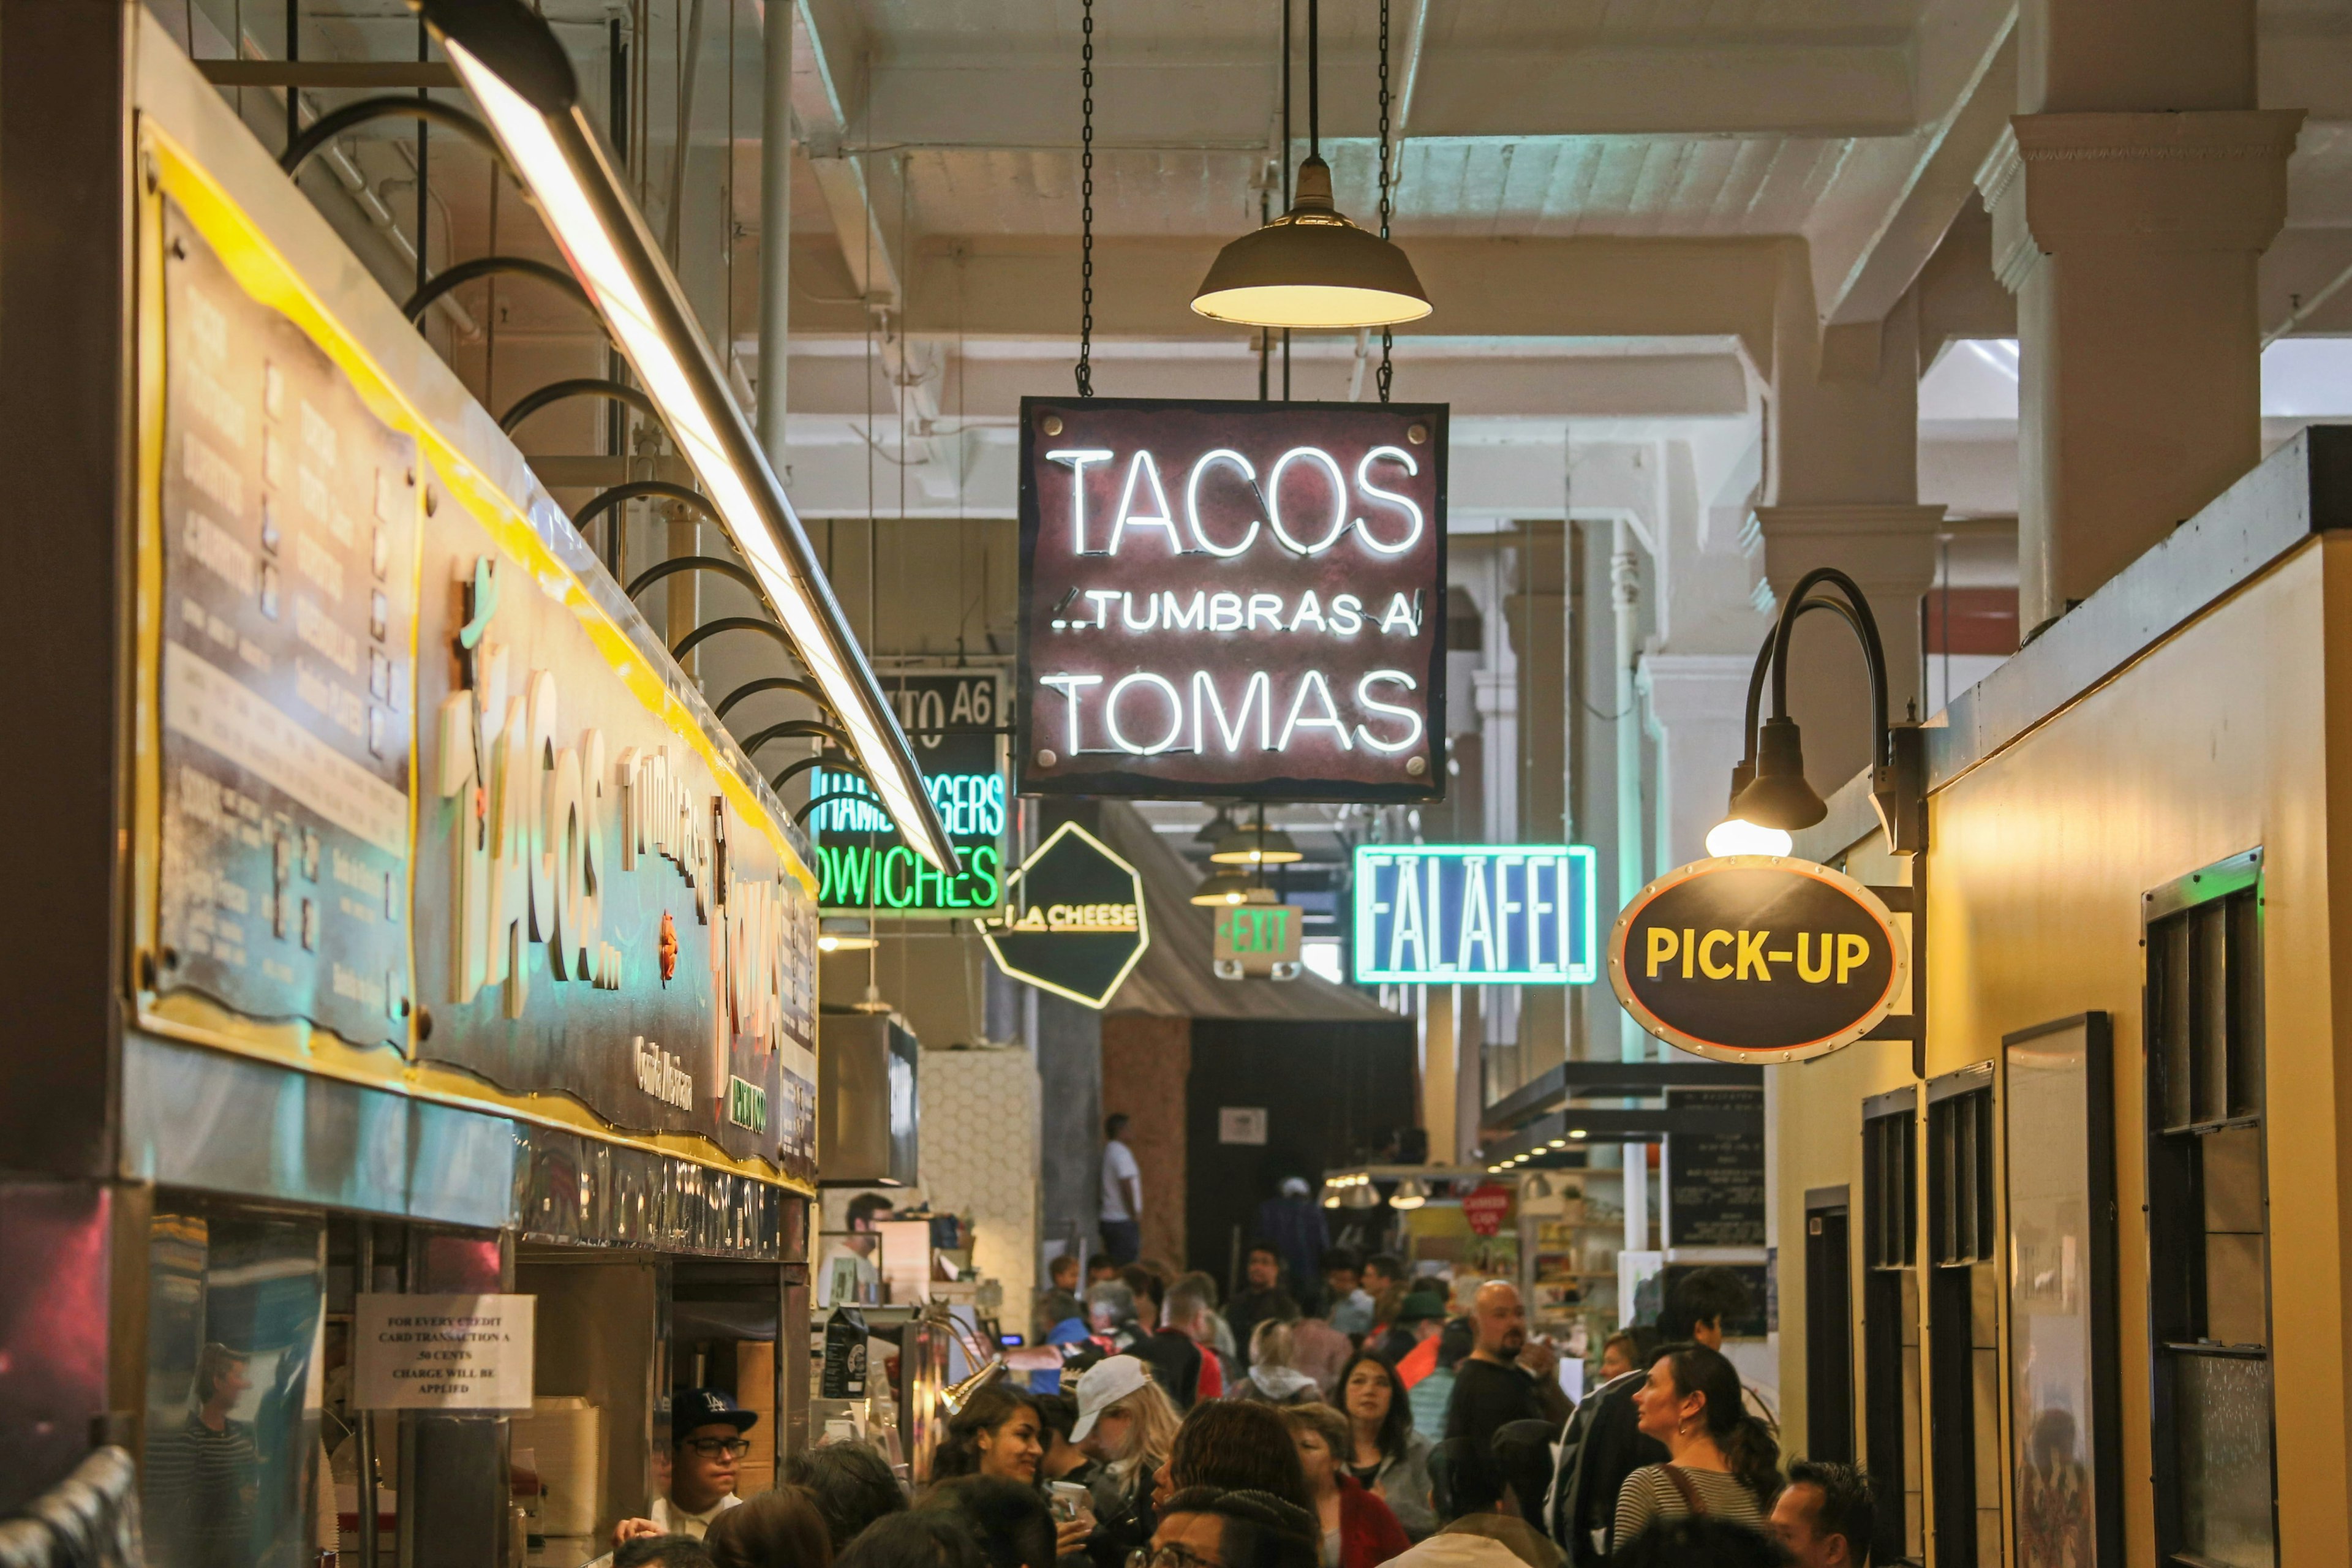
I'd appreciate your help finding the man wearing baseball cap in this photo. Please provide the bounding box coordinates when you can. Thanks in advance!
[610,1388,756,1550]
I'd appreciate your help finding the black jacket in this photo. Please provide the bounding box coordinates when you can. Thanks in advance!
[1545,1370,1666,1563]
[1129,1328,1205,1408]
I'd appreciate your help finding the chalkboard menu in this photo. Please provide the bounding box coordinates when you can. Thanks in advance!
[1664,1087,1766,1247]
[153,198,415,1050]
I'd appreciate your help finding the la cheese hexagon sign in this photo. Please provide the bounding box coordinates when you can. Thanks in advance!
[1607,855,1909,1064]
[979,821,1150,1009]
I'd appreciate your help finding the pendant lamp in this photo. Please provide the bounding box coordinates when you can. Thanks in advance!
[1192,0,1430,329]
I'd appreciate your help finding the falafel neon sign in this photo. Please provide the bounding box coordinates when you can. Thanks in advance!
[1017,398,1448,802]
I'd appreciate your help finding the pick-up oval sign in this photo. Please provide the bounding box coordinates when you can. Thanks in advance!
[1607,856,1908,1063]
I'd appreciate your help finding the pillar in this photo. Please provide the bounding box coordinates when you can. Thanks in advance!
[1419,987,1457,1167]
[1747,252,1942,792]
[1980,0,2297,628]
[1638,654,1757,871]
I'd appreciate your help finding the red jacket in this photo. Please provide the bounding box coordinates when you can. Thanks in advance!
[1336,1475,1411,1568]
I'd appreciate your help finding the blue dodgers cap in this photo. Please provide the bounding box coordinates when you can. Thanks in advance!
[673,1387,759,1434]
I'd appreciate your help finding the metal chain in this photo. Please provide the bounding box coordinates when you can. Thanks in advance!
[1376,0,1394,403]
[1076,0,1096,396]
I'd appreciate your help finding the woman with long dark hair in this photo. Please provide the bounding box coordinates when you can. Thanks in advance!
[1610,1344,1781,1551]
[1332,1353,1434,1540]
[931,1385,1050,1487]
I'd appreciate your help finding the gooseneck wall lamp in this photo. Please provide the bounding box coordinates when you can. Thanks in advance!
[415,0,956,872]
[1708,568,1927,859]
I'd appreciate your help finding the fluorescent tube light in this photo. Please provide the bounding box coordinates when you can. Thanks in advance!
[423,1,953,870]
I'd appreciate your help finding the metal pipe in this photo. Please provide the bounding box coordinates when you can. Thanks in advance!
[355,1222,380,1568]
[1611,517,1650,1251]
[757,0,794,473]
[1611,519,1643,1065]
[663,0,709,263]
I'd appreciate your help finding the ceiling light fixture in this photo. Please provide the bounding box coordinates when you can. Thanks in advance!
[816,926,880,954]
[1191,0,1430,329]
[418,0,952,871]
[1389,1177,1428,1210]
[1211,825,1303,865]
[1189,871,1257,907]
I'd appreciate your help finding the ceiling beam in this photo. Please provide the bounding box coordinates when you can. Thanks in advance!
[775,234,1783,369]
[851,39,1919,146]
[1805,0,2018,328]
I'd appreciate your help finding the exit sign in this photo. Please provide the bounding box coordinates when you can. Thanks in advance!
[729,1075,768,1132]
[1214,900,1301,979]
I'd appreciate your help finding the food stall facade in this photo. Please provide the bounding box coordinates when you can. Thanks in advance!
[0,10,828,1561]
[1766,431,2352,1567]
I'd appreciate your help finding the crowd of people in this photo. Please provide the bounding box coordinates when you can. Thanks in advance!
[597,1235,1882,1568]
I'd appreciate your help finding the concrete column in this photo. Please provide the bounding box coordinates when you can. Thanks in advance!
[1978,107,2299,628]
[1033,992,1103,1261]
[1749,254,1942,791]
[1419,986,1457,1166]
[1638,654,1756,872]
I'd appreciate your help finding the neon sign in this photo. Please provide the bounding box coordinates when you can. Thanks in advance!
[1351,845,1600,984]
[1018,398,1447,801]
[815,670,1007,917]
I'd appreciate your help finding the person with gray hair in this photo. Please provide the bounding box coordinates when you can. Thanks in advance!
[1087,1280,1141,1352]
[1238,1319,1322,1406]
[1131,1276,1223,1404]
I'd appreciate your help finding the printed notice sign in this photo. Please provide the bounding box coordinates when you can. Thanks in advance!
[353,1293,535,1410]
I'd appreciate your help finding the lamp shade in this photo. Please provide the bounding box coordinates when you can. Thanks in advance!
[1189,871,1256,907]
[1193,159,1431,330]
[1211,826,1303,865]
[1731,715,1828,830]
[1389,1177,1429,1210]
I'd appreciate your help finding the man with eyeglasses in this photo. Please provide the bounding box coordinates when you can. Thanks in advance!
[610,1388,756,1551]
[1134,1487,1319,1568]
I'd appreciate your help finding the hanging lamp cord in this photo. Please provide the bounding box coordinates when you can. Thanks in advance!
[1076,0,1096,396]
[1377,0,1394,403]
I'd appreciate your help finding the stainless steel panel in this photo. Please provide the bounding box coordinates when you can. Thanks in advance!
[124,1030,787,1256]
[819,1016,919,1187]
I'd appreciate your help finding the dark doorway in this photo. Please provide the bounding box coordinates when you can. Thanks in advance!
[1804,1187,1855,1463]
[1185,1017,1417,1292]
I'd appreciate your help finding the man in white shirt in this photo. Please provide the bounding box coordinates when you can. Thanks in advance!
[608,1388,752,1551]
[1099,1113,1143,1265]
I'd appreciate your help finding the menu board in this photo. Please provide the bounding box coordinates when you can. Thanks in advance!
[153,200,415,1050]
[1664,1087,1766,1247]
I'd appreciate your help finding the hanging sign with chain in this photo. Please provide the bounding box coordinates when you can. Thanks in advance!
[1016,396,1448,802]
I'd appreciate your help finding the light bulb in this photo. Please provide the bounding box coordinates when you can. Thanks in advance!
[1705,816,1795,858]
